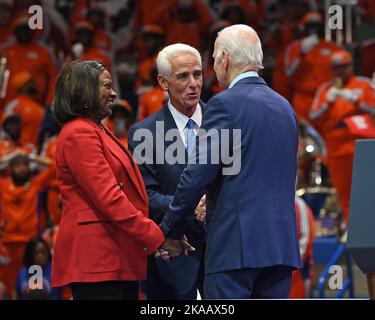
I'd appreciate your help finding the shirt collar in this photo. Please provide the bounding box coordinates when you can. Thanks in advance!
[229,70,259,89]
[168,100,202,132]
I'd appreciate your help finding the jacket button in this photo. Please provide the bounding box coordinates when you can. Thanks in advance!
[118,182,124,189]
[144,247,147,252]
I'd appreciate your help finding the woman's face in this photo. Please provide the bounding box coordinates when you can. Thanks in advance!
[34,243,49,267]
[98,70,116,120]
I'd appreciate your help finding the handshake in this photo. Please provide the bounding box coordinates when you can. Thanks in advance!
[155,195,207,262]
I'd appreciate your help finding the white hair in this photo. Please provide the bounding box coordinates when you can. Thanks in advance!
[216,24,263,70]
[156,43,202,78]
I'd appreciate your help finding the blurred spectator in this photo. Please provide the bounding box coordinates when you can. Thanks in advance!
[267,0,307,101]
[0,114,36,174]
[309,50,375,225]
[0,0,14,46]
[72,20,113,72]
[136,24,165,92]
[15,237,61,300]
[3,71,45,147]
[40,134,60,227]
[113,7,134,53]
[0,15,58,108]
[105,99,133,147]
[164,0,213,52]
[221,0,265,30]
[137,67,168,121]
[284,12,341,121]
[86,5,114,52]
[0,154,55,298]
[116,58,139,115]
[132,0,173,33]
[290,196,315,299]
[0,235,10,299]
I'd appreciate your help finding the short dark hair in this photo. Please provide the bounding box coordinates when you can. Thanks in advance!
[52,60,106,124]
[9,154,29,169]
[23,237,52,268]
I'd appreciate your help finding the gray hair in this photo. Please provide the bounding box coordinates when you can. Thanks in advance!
[156,43,202,78]
[216,24,263,70]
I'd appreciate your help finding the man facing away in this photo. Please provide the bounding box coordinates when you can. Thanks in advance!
[159,25,302,299]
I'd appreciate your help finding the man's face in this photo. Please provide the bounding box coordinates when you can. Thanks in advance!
[332,64,353,81]
[11,159,31,186]
[213,39,229,89]
[159,52,202,117]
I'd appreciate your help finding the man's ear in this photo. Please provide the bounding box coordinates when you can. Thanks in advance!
[158,74,168,91]
[222,50,229,71]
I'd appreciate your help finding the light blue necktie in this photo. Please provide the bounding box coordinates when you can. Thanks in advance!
[186,119,197,155]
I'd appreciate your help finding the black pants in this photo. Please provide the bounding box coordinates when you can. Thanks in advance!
[70,281,139,300]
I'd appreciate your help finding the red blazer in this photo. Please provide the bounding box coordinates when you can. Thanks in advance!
[51,117,164,287]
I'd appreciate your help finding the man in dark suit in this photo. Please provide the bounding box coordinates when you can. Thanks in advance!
[159,25,302,299]
[128,44,205,299]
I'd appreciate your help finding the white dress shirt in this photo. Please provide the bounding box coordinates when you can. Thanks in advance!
[168,100,202,148]
[229,70,259,89]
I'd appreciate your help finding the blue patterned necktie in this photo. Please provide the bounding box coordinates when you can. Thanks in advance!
[186,119,197,155]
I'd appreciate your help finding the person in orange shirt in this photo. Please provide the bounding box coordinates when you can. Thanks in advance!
[284,12,341,121]
[105,99,133,147]
[131,0,173,34]
[268,1,307,102]
[40,134,60,227]
[164,0,213,52]
[0,153,55,298]
[3,71,45,147]
[290,196,315,299]
[0,0,14,46]
[221,0,265,31]
[72,20,113,73]
[0,15,58,108]
[0,114,36,175]
[86,6,113,52]
[137,68,168,121]
[309,50,375,226]
[136,25,165,91]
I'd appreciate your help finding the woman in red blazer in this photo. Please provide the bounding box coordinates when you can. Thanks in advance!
[50,60,166,299]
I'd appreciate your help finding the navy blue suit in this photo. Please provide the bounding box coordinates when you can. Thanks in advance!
[160,77,302,298]
[128,103,206,299]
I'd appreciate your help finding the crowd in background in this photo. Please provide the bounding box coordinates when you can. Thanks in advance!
[0,0,374,300]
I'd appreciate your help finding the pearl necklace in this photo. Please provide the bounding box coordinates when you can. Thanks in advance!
[98,123,106,133]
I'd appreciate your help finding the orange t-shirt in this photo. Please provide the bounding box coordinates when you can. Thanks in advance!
[137,86,166,121]
[285,39,340,96]
[310,76,375,158]
[0,165,56,243]
[3,95,45,147]
[1,41,58,107]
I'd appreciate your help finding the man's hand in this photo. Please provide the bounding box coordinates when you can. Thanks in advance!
[195,195,206,222]
[155,236,195,262]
